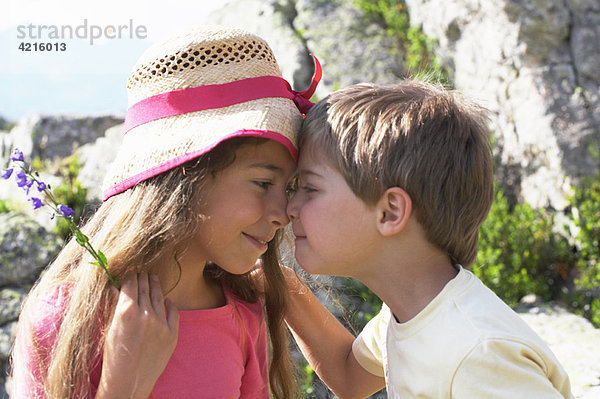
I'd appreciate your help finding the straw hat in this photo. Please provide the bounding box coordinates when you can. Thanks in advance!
[102,25,320,201]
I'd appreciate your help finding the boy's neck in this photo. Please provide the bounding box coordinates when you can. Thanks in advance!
[354,224,458,323]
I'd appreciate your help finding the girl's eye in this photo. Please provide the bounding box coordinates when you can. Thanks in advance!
[254,181,273,189]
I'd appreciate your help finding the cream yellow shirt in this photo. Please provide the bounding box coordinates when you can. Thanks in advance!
[352,266,573,398]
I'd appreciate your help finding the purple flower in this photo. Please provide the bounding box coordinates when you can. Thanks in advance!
[1,168,12,179]
[57,204,75,217]
[9,148,24,162]
[37,181,47,191]
[15,171,27,187]
[23,179,34,195]
[28,197,43,210]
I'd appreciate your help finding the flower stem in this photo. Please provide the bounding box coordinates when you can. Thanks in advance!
[21,165,120,289]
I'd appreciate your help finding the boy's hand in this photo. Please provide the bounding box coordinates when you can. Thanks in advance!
[250,262,307,299]
[96,273,179,399]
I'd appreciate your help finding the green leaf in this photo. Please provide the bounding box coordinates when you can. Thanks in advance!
[75,230,88,245]
[97,250,107,266]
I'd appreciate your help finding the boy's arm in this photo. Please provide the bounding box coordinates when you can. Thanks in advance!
[284,270,386,399]
[452,340,572,398]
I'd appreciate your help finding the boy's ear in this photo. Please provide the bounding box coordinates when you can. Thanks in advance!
[376,187,412,237]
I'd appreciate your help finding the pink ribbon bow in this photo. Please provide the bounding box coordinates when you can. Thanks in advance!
[287,54,323,114]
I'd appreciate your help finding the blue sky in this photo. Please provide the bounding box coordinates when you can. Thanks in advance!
[1,0,228,122]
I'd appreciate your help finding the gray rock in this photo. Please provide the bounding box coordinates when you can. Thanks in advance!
[0,321,17,398]
[517,300,600,398]
[76,123,125,202]
[10,114,123,162]
[211,0,600,210]
[0,288,26,326]
[210,0,406,100]
[0,212,62,286]
[0,322,17,363]
[404,0,600,209]
[2,120,124,230]
[0,117,14,132]
[294,0,405,99]
[0,132,11,158]
[0,376,7,399]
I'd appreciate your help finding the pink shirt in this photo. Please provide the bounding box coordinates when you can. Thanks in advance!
[12,285,269,398]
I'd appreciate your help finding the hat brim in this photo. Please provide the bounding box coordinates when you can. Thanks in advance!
[102,96,301,200]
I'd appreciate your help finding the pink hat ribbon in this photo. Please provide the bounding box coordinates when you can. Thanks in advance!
[124,54,322,133]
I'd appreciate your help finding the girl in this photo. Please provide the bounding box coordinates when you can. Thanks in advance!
[11,25,320,398]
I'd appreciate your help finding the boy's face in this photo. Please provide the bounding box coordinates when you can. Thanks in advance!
[287,147,378,277]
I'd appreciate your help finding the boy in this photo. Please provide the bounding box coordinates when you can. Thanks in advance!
[284,81,573,398]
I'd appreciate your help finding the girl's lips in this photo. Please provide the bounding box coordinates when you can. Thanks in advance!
[243,233,268,251]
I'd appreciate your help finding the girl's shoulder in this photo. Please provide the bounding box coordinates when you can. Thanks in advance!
[20,283,73,340]
[224,287,265,329]
[225,287,263,312]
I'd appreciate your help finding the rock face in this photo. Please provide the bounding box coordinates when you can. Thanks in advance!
[404,0,600,209]
[516,300,600,399]
[76,123,125,202]
[211,0,406,100]
[0,213,62,397]
[213,0,599,210]
[1,115,124,230]
[0,213,62,286]
[293,0,406,98]
[9,114,123,161]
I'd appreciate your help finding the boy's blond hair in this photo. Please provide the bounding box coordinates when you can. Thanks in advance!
[300,81,494,266]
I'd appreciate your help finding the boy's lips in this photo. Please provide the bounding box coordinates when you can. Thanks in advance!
[291,227,305,239]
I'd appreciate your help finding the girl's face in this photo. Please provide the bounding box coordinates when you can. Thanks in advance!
[287,148,378,277]
[191,140,296,274]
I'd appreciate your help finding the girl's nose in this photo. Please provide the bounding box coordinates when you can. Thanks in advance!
[269,190,291,227]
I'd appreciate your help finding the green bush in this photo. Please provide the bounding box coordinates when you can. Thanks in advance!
[473,189,573,307]
[0,199,24,213]
[50,155,88,240]
[341,188,576,318]
[299,361,316,397]
[567,175,600,326]
[342,277,382,330]
[354,0,449,83]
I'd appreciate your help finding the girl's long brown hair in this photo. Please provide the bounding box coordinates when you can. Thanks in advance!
[11,137,297,398]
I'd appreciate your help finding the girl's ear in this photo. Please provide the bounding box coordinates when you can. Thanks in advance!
[376,187,412,236]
